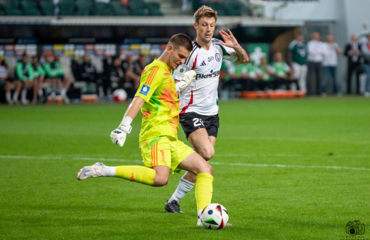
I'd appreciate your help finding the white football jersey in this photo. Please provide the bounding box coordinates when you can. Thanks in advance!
[173,39,238,116]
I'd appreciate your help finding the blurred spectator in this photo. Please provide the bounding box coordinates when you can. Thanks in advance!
[31,56,46,103]
[289,33,308,92]
[79,54,98,83]
[307,32,325,95]
[15,54,35,105]
[226,61,246,92]
[70,56,80,82]
[344,34,362,95]
[44,55,71,104]
[79,54,100,95]
[321,34,342,96]
[132,54,146,76]
[361,33,370,97]
[109,57,125,90]
[269,52,299,90]
[1,58,19,105]
[243,61,262,90]
[257,57,274,90]
[122,55,140,89]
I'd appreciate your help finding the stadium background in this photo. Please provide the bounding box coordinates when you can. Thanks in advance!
[1,0,370,239]
[1,0,370,102]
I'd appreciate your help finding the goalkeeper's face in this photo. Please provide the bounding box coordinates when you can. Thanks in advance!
[194,17,216,44]
[168,46,190,70]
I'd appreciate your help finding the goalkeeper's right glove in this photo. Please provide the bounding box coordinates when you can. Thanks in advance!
[110,119,132,147]
[175,70,196,93]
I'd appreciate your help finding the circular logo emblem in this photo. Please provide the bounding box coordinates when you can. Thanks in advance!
[215,53,221,62]
[143,86,148,92]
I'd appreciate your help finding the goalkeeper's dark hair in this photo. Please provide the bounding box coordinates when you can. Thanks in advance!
[168,34,193,52]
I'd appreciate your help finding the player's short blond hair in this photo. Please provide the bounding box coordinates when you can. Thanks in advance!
[193,5,217,24]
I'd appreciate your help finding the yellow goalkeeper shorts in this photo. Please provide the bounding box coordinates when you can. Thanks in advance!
[139,136,194,173]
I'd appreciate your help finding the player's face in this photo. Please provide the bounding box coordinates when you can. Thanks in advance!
[194,17,216,44]
[168,46,190,70]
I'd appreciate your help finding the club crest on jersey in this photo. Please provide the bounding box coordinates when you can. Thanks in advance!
[215,53,221,62]
[139,85,150,96]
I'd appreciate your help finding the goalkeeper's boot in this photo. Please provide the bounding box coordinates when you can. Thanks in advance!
[164,200,184,213]
[77,162,105,180]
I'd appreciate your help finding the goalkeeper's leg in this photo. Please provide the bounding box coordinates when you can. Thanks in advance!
[177,152,214,225]
[77,162,170,186]
[167,129,216,206]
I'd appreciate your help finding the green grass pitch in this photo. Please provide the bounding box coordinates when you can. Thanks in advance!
[1,97,369,239]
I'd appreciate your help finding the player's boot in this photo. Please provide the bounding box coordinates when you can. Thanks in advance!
[77,162,105,180]
[164,200,184,213]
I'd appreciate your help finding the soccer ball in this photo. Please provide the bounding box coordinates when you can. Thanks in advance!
[113,89,127,103]
[200,203,229,230]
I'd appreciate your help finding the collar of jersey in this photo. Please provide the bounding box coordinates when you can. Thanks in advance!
[154,59,171,71]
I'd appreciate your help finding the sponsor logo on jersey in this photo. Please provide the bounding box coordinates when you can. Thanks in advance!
[215,53,221,62]
[195,70,220,79]
[208,56,214,62]
[139,84,150,96]
[200,61,206,66]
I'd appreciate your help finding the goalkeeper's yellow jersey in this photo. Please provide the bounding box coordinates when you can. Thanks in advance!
[135,59,180,143]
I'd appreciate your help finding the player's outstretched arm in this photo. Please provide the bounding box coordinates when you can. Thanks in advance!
[110,97,145,147]
[219,29,249,63]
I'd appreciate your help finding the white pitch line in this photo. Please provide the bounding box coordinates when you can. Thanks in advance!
[1,155,370,171]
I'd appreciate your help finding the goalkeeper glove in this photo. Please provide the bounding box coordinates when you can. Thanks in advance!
[110,117,132,147]
[175,70,196,93]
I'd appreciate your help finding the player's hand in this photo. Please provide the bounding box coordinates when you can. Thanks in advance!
[110,123,132,147]
[176,70,196,92]
[219,29,239,48]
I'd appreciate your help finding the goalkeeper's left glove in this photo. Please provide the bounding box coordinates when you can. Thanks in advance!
[110,117,132,147]
[175,70,196,93]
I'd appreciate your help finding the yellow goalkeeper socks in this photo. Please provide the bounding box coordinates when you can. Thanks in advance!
[195,173,214,212]
[115,166,156,185]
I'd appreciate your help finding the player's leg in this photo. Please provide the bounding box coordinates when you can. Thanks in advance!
[60,76,71,103]
[177,152,214,225]
[32,78,39,104]
[48,78,57,102]
[21,80,30,105]
[77,162,169,186]
[5,80,13,105]
[12,79,22,104]
[166,115,219,212]
[37,76,45,103]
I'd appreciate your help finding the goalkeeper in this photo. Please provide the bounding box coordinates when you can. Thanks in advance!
[77,34,214,225]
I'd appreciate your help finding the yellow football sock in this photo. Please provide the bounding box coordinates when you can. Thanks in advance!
[115,166,156,185]
[195,173,214,211]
